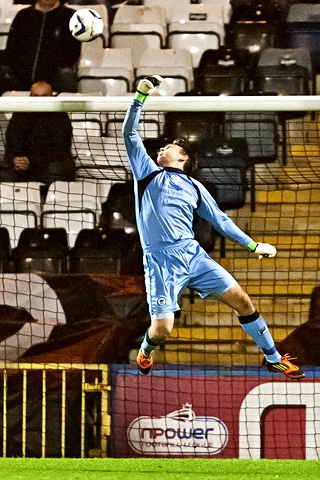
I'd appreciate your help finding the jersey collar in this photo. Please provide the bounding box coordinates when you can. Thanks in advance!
[163,166,186,174]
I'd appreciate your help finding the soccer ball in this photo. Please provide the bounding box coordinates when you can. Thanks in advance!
[69,8,104,42]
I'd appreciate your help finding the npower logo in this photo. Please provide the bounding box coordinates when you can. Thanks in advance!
[127,403,228,456]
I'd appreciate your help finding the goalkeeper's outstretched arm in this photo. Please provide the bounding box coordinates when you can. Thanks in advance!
[122,76,163,181]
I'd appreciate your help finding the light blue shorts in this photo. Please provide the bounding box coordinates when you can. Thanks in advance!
[143,239,237,316]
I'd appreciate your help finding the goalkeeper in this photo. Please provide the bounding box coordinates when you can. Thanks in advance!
[122,75,305,380]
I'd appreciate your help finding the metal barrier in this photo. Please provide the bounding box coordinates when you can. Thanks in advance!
[0,363,111,458]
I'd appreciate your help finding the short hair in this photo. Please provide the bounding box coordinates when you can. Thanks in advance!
[173,138,198,176]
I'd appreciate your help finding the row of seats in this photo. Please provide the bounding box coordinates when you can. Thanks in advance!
[0,2,227,63]
[70,109,280,212]
[0,180,119,248]
[0,108,281,213]
[0,178,144,275]
[77,44,313,97]
[0,226,143,275]
[0,3,318,97]
[78,45,195,96]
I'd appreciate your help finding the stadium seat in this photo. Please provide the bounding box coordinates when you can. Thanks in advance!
[253,47,312,166]
[0,182,42,248]
[196,138,249,211]
[223,111,279,165]
[12,227,69,274]
[143,0,190,23]
[0,112,11,160]
[0,4,29,32]
[0,4,29,51]
[162,111,221,151]
[109,5,167,65]
[76,34,105,68]
[196,48,250,95]
[0,227,11,273]
[142,108,222,163]
[41,179,109,247]
[166,3,225,68]
[69,228,123,274]
[201,0,232,25]
[70,114,130,173]
[134,48,194,96]
[254,47,312,97]
[98,181,144,275]
[99,181,136,236]
[222,110,279,210]
[75,165,131,183]
[225,1,284,76]
[78,47,134,95]
[286,3,320,75]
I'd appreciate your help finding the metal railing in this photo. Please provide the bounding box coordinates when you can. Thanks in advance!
[0,362,111,458]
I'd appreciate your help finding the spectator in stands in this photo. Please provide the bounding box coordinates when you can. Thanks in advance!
[274,285,320,366]
[0,81,76,184]
[0,0,81,95]
[123,74,305,380]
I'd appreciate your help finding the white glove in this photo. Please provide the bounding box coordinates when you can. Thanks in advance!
[254,243,277,259]
[136,75,163,96]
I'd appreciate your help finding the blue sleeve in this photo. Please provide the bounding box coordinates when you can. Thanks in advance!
[122,99,160,181]
[194,179,253,248]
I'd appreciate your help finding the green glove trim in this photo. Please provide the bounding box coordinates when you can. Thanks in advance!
[248,240,257,252]
[135,92,148,103]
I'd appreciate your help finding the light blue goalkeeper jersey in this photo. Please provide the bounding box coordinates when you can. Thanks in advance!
[122,99,253,253]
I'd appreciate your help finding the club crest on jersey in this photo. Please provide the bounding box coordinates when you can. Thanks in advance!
[156,296,167,306]
[168,175,182,191]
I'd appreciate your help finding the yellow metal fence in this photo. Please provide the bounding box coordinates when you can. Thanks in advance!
[0,363,111,458]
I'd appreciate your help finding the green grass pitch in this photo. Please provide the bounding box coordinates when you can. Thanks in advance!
[0,458,320,480]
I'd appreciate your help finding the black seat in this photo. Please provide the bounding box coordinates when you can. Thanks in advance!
[253,47,312,96]
[226,1,283,73]
[196,48,250,96]
[196,137,249,212]
[12,228,69,274]
[163,111,220,152]
[69,228,123,274]
[195,137,249,256]
[98,182,143,275]
[0,227,11,273]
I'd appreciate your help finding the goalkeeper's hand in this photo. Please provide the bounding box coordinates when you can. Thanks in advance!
[135,75,163,102]
[251,242,277,259]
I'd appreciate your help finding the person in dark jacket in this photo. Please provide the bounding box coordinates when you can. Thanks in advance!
[274,285,320,366]
[0,81,76,184]
[0,0,81,95]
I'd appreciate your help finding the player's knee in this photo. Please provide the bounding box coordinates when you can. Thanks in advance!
[151,313,174,342]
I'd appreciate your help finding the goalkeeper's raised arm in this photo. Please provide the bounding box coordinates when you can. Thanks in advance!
[122,76,163,182]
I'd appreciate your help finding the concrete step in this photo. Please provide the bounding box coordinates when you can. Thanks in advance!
[152,346,262,366]
[220,256,319,271]
[211,234,320,259]
[256,189,320,204]
[179,291,310,328]
[217,258,320,285]
[147,325,295,364]
[129,347,263,366]
[139,324,301,366]
[254,164,320,188]
[221,189,320,238]
[169,325,295,343]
